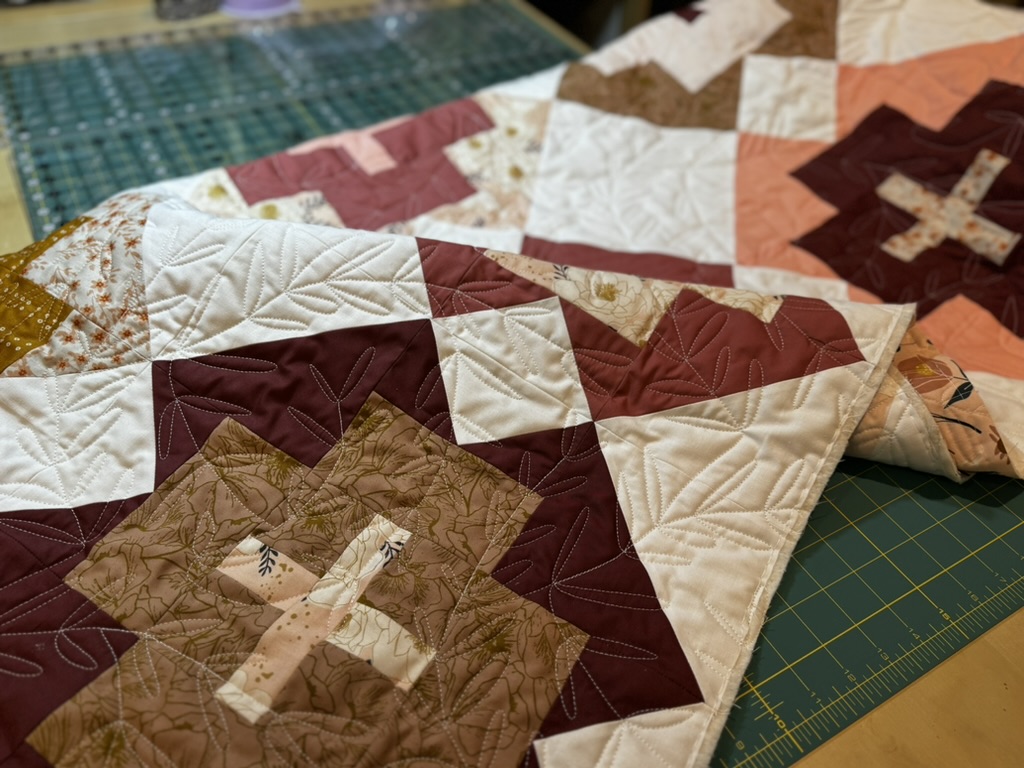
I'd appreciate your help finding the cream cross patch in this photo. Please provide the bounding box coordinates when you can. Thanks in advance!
[876,148,1020,266]
[214,517,430,724]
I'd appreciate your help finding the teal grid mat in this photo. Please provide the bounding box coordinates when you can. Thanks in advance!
[714,458,1024,766]
[0,0,578,238]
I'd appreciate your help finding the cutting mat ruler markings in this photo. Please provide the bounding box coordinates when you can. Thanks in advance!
[714,459,1024,766]
[0,0,579,239]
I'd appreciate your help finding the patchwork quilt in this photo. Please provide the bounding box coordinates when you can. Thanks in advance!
[0,1,1022,766]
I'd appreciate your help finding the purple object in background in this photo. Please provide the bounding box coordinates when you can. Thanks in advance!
[221,0,299,18]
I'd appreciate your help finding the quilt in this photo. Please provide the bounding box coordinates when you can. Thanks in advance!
[1,1,1022,766]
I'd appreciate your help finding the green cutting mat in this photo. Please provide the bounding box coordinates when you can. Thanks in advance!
[714,458,1024,766]
[0,0,579,239]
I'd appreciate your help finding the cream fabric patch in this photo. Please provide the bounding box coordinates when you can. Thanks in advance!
[142,200,431,359]
[839,0,1024,65]
[595,367,878,706]
[585,0,790,94]
[0,362,155,511]
[431,296,592,443]
[527,101,737,263]
[738,54,838,142]
[215,518,414,723]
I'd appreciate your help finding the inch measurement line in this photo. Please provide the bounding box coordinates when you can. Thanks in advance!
[716,459,1024,768]
[737,514,1024,699]
[730,574,1024,767]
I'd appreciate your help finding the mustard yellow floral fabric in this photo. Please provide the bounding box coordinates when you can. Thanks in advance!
[0,219,83,374]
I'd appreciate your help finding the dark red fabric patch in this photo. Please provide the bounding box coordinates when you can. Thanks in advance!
[0,495,145,580]
[521,236,734,286]
[226,145,359,204]
[1,742,51,768]
[226,98,493,232]
[676,6,703,22]
[417,238,554,317]
[151,320,446,484]
[373,98,494,163]
[323,151,477,231]
[467,423,702,736]
[0,530,134,764]
[566,290,865,420]
[793,80,1024,332]
[227,146,477,232]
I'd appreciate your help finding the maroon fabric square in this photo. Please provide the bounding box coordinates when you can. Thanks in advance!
[468,423,702,737]
[521,236,734,286]
[793,80,1024,331]
[418,238,554,317]
[151,320,442,483]
[373,98,494,163]
[0,530,134,764]
[0,496,145,580]
[566,290,864,421]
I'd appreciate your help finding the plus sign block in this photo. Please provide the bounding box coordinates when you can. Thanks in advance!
[876,148,1020,266]
[31,400,588,766]
[792,80,1024,332]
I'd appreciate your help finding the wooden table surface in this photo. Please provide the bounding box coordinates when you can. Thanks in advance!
[0,2,1021,766]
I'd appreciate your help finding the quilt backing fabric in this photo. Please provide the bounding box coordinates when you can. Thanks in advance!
[0,1,1022,766]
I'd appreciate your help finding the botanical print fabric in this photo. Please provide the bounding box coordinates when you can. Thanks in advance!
[0,185,914,767]
[0,219,81,375]
[32,399,586,767]
[4,1,1024,766]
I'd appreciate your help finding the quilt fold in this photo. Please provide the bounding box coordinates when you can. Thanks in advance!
[2,0,1024,765]
[1,189,913,766]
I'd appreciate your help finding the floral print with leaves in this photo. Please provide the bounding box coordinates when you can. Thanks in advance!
[4,193,156,377]
[415,93,551,231]
[895,326,1020,477]
[31,395,587,767]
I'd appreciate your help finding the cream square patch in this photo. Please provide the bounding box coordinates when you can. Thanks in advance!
[0,363,155,511]
[527,101,737,263]
[739,54,838,143]
[585,1,790,94]
[432,297,592,443]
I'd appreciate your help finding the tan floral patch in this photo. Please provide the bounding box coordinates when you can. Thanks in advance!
[558,59,742,130]
[423,93,551,231]
[679,283,785,325]
[756,0,837,59]
[895,325,1015,476]
[876,149,1019,266]
[485,250,682,346]
[33,394,586,767]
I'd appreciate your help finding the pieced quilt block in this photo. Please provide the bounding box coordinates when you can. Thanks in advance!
[793,80,1024,334]
[8,2,1024,765]
[0,182,916,766]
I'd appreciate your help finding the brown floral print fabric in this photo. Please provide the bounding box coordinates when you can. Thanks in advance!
[894,326,1016,476]
[31,394,586,767]
[558,60,742,130]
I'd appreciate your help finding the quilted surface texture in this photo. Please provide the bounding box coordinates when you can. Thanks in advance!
[2,1,1024,766]
[0,188,912,767]
[139,0,1024,483]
